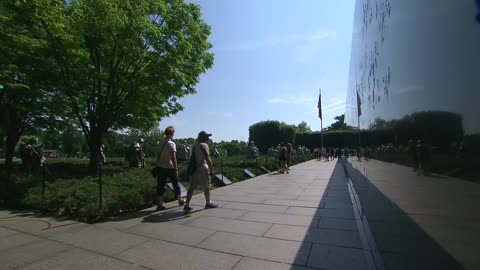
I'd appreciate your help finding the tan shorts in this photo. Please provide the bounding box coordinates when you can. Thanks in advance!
[190,165,210,190]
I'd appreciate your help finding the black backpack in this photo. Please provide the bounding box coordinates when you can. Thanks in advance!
[186,149,197,176]
[186,144,209,176]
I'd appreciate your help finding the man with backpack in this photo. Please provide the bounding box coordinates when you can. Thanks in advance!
[183,131,218,212]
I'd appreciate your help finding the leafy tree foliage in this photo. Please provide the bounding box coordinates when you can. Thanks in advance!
[296,121,312,133]
[0,1,67,177]
[215,140,247,156]
[327,114,352,130]
[248,121,296,153]
[3,0,214,172]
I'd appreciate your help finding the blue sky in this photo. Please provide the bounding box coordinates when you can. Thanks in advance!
[160,0,355,141]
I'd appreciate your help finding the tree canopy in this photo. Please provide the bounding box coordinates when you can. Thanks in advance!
[248,121,296,153]
[327,114,352,131]
[296,121,312,133]
[1,0,214,172]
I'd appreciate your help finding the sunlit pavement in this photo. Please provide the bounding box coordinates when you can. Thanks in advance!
[1,158,478,269]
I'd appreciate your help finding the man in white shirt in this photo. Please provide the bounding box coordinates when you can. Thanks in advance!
[155,126,184,210]
[183,131,218,212]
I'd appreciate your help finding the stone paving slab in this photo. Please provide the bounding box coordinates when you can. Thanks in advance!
[116,239,241,270]
[126,222,215,246]
[20,248,149,270]
[0,233,42,252]
[0,214,79,234]
[264,224,362,248]
[318,217,357,231]
[47,225,149,256]
[263,199,321,208]
[232,257,316,270]
[307,244,367,270]
[221,202,289,213]
[284,206,354,219]
[0,226,20,238]
[185,216,272,236]
[239,212,319,227]
[0,237,70,269]
[196,231,311,265]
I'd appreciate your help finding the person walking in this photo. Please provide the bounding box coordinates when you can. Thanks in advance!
[278,142,288,174]
[286,143,292,170]
[408,140,419,171]
[183,131,218,212]
[155,126,185,211]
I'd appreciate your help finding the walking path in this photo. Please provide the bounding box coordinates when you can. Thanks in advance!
[1,159,478,269]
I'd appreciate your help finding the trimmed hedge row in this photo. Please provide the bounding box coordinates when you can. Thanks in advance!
[295,111,465,149]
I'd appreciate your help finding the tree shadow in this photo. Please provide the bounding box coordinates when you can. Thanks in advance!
[268,172,285,176]
[141,208,204,223]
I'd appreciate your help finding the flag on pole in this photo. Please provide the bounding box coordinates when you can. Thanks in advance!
[317,89,322,120]
[356,91,362,117]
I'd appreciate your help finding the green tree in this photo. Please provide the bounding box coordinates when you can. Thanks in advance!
[327,114,352,130]
[249,121,296,153]
[62,129,87,157]
[15,0,214,172]
[296,121,312,133]
[0,1,66,178]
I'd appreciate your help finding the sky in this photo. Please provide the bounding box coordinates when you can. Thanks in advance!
[159,0,355,142]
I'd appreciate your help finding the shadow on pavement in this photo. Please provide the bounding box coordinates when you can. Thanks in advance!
[343,159,465,270]
[289,159,465,270]
[141,208,204,223]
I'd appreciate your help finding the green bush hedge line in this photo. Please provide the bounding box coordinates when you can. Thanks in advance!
[296,111,465,149]
[1,155,312,222]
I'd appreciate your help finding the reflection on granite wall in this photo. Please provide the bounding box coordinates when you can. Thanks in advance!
[345,0,480,134]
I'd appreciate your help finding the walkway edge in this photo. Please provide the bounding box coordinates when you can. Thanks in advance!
[341,159,385,270]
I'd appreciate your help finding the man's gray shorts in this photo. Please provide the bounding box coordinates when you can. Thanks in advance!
[191,165,211,190]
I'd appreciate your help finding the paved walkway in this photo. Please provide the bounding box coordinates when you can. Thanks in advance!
[1,159,478,269]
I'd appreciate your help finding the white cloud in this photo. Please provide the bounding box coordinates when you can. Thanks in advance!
[223,113,233,118]
[267,95,315,105]
[267,98,289,104]
[292,96,315,105]
[310,97,346,114]
[159,115,186,128]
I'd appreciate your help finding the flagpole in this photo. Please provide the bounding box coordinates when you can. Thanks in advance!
[321,119,323,149]
[358,112,361,148]
[319,88,323,149]
[357,92,361,149]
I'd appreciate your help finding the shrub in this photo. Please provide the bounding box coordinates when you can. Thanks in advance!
[5,154,313,222]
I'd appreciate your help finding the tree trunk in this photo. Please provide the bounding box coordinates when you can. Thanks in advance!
[87,129,105,175]
[4,123,23,182]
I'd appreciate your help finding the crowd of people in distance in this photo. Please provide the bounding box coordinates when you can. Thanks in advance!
[20,125,445,213]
